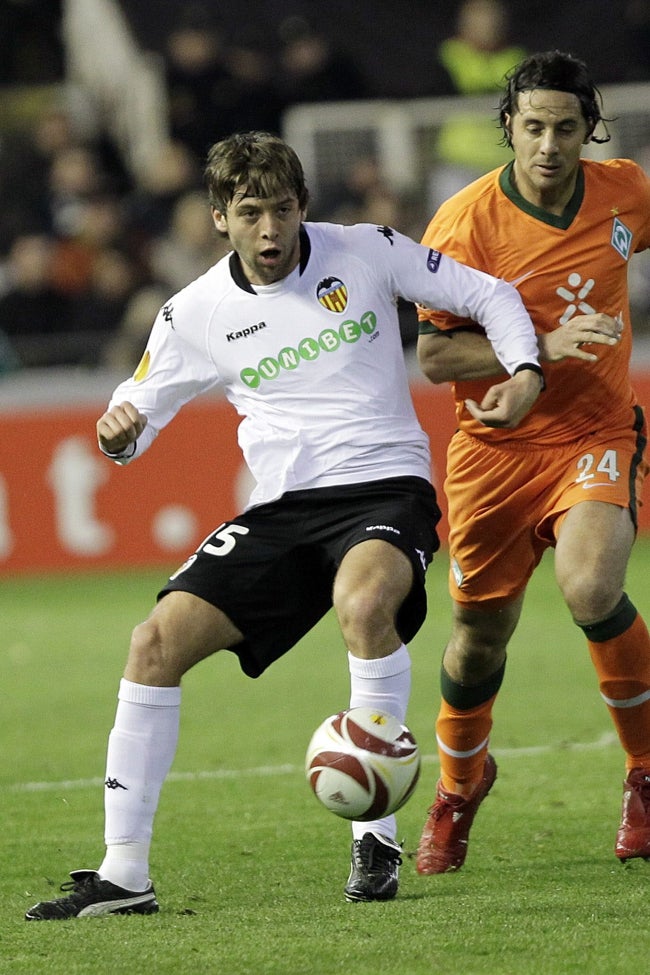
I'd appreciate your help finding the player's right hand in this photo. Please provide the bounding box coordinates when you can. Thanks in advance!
[96,401,148,455]
[538,312,623,362]
[465,367,543,428]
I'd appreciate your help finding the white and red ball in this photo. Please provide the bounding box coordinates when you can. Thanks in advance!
[305,707,421,821]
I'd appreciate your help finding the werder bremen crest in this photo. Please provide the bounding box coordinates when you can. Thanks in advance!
[611,216,632,261]
[317,276,348,313]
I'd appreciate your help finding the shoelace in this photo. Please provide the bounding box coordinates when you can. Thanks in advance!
[31,874,100,919]
[429,792,465,821]
[59,874,95,895]
[354,839,402,874]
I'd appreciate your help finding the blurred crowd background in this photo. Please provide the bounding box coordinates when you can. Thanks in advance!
[0,0,649,374]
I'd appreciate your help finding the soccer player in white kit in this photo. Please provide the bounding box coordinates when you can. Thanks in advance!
[26,131,544,918]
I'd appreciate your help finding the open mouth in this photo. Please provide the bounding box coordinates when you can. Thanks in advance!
[259,247,281,264]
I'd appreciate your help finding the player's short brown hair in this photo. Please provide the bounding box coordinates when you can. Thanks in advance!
[204,131,309,213]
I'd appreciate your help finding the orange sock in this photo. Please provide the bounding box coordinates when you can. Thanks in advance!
[583,595,650,772]
[436,697,496,796]
[436,661,504,797]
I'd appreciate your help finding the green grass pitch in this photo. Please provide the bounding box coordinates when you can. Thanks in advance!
[2,542,650,974]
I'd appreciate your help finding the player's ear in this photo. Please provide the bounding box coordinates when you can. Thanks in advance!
[212,206,228,233]
[503,113,514,147]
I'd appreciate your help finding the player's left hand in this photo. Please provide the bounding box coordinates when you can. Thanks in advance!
[464,369,543,428]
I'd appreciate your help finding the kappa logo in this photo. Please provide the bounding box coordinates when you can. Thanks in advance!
[611,216,632,261]
[227,321,267,342]
[105,777,127,791]
[317,276,348,313]
[366,524,400,535]
[377,225,395,245]
[162,303,174,328]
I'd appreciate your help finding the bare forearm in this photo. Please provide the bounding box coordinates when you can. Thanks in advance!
[417,311,622,384]
[417,331,504,384]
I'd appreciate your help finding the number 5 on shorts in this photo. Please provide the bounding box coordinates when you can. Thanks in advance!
[202,524,250,556]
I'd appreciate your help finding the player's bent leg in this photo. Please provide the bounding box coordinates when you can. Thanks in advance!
[417,600,520,876]
[344,644,411,900]
[334,541,413,899]
[557,504,650,861]
[26,593,244,920]
[125,590,245,685]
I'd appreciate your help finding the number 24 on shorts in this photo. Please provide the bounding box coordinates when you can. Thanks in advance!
[575,448,620,484]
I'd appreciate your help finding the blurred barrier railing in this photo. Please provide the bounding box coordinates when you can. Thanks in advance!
[282,84,650,210]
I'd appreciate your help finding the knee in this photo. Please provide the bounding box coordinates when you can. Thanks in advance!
[337,584,387,632]
[559,571,620,625]
[445,634,505,683]
[334,586,399,657]
[444,604,520,682]
[126,617,179,685]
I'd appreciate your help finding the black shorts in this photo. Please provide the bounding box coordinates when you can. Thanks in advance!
[159,476,441,678]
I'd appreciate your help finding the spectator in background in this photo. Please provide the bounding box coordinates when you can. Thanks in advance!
[0,233,70,366]
[623,0,650,81]
[276,15,371,107]
[49,191,128,295]
[0,102,131,250]
[0,0,64,84]
[0,106,74,249]
[225,31,284,135]
[66,246,143,363]
[147,189,228,294]
[163,7,232,161]
[321,156,405,226]
[125,140,203,245]
[101,283,170,373]
[163,5,283,165]
[425,0,526,212]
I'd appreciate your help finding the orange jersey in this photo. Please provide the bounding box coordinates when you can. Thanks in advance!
[419,158,650,445]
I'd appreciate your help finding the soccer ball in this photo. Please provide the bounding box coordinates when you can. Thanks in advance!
[305,707,421,821]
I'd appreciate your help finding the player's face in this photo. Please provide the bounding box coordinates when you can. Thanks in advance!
[213,188,306,285]
[506,89,591,212]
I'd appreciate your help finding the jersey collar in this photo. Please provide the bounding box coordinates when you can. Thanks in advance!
[499,160,584,230]
[229,225,312,293]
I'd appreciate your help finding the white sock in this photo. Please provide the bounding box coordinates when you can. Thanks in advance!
[348,644,411,843]
[98,678,181,891]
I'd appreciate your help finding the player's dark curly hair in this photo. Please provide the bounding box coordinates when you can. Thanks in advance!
[498,51,612,147]
[204,131,309,213]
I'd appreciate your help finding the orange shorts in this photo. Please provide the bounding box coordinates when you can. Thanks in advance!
[445,407,648,609]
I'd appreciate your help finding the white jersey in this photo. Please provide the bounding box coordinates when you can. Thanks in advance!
[106,222,539,508]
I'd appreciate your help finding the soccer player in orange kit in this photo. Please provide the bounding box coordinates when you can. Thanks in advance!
[416,50,650,874]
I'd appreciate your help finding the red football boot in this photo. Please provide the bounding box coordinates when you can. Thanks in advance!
[615,767,650,862]
[416,754,497,875]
